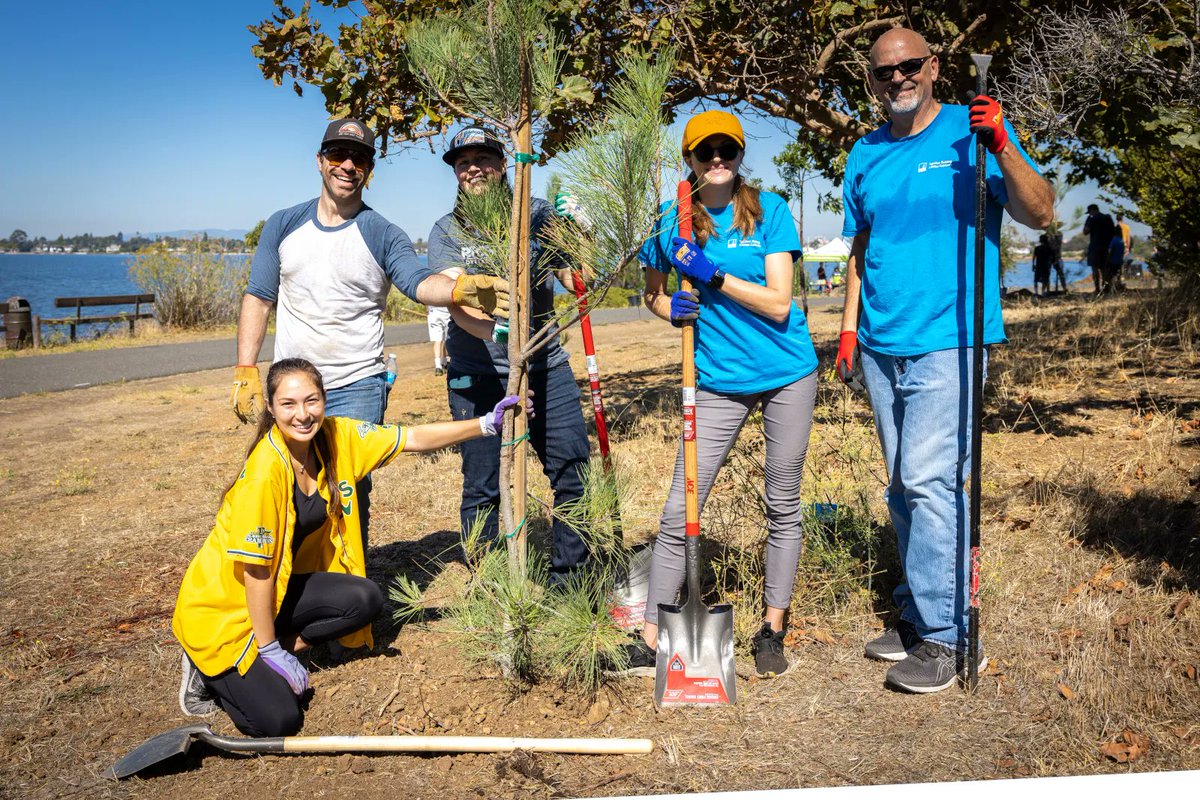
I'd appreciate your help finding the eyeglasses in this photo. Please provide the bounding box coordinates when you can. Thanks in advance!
[321,146,374,169]
[870,55,932,82]
[691,141,743,162]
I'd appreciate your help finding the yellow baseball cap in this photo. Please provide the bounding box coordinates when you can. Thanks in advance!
[682,110,745,156]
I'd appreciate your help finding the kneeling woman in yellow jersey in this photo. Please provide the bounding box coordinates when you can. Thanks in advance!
[173,357,524,736]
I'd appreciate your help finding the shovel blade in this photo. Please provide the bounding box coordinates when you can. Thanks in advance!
[103,723,213,780]
[654,598,737,706]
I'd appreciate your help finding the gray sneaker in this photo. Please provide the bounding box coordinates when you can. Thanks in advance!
[864,620,921,662]
[884,640,988,693]
[178,652,218,716]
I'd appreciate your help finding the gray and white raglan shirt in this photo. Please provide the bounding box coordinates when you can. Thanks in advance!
[247,199,431,390]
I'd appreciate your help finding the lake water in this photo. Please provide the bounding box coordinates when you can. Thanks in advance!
[0,253,1097,339]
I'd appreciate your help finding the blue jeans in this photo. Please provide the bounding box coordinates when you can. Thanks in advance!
[325,372,390,554]
[860,345,986,650]
[447,363,590,583]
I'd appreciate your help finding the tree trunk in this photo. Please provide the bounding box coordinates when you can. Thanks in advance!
[500,43,533,577]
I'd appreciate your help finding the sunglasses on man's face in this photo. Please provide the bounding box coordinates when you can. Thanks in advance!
[691,141,743,163]
[322,147,374,169]
[870,55,932,82]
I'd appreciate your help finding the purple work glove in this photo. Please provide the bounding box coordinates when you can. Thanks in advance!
[669,290,700,328]
[480,395,534,437]
[669,237,719,284]
[258,639,309,696]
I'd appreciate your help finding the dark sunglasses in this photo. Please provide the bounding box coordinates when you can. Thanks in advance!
[691,141,743,162]
[321,146,374,168]
[871,55,931,82]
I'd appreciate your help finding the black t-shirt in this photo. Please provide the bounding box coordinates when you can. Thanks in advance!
[1033,243,1055,271]
[1086,213,1115,256]
[426,196,571,377]
[292,479,328,556]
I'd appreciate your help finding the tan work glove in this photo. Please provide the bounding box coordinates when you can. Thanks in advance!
[231,365,264,423]
[451,273,511,317]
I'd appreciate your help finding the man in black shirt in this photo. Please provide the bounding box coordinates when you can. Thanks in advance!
[1083,204,1116,294]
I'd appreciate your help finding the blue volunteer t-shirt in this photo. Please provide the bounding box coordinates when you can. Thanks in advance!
[841,103,1040,356]
[639,190,818,394]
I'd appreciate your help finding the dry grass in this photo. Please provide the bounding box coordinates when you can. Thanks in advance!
[0,290,1198,798]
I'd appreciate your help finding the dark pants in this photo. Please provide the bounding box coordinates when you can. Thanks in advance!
[447,362,590,582]
[204,572,383,737]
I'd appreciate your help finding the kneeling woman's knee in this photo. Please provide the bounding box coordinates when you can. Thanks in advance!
[360,579,384,620]
[238,702,303,738]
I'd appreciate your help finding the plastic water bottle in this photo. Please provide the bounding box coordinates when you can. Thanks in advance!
[385,353,398,387]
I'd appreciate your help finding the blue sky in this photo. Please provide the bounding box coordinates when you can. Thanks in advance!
[1,1,1141,245]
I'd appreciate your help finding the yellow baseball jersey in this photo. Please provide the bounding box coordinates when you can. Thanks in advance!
[172,417,406,677]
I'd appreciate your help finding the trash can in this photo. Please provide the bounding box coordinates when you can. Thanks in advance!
[3,296,32,349]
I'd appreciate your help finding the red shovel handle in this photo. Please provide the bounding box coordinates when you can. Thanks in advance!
[572,270,611,462]
[677,180,700,539]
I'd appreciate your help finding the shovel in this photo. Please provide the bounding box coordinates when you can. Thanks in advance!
[653,180,737,707]
[104,722,653,780]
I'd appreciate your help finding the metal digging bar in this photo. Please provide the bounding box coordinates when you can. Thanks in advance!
[104,723,654,780]
[967,51,993,692]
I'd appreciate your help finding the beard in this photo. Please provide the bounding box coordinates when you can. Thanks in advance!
[882,84,922,115]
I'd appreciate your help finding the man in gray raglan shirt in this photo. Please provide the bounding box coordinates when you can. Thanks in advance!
[232,118,511,549]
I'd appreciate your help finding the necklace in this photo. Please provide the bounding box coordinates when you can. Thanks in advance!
[292,450,316,476]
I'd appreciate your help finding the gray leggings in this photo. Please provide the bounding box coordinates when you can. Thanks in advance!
[645,370,818,625]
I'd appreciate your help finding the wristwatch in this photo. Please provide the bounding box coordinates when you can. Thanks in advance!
[707,269,726,290]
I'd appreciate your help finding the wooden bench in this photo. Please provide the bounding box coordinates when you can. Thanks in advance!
[43,294,156,342]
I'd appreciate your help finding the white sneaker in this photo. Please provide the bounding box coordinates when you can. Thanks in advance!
[178,651,218,716]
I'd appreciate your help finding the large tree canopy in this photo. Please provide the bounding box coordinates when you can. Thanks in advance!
[251,1,1090,161]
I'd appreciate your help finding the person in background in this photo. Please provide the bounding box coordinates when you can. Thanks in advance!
[623,109,819,680]
[232,119,511,554]
[816,264,829,295]
[427,126,591,586]
[427,304,451,376]
[1115,213,1133,287]
[1046,228,1068,293]
[1083,203,1116,295]
[175,358,526,736]
[1104,231,1125,295]
[1032,234,1054,297]
[836,27,1053,693]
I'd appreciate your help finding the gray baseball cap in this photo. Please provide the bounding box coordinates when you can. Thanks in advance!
[442,126,504,165]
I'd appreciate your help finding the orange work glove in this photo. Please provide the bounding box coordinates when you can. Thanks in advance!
[231,365,263,423]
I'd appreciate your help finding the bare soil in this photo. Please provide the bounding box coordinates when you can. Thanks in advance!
[1,288,1198,799]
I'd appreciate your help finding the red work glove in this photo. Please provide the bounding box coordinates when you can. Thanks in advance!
[836,331,857,385]
[968,95,1008,154]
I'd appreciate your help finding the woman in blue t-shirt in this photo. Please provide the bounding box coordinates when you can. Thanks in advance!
[625,110,819,679]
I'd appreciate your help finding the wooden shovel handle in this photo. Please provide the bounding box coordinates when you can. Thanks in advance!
[277,735,654,755]
[676,181,700,540]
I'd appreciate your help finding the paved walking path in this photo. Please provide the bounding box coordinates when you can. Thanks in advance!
[0,307,651,398]
[0,295,843,399]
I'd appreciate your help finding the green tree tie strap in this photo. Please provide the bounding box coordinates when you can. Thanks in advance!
[513,152,537,164]
[504,515,528,540]
[501,432,531,447]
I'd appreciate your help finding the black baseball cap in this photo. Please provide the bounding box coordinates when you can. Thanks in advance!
[442,126,504,165]
[321,119,376,155]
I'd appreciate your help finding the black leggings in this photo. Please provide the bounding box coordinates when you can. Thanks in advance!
[204,572,383,737]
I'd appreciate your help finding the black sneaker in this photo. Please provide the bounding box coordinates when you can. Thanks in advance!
[864,620,921,662]
[884,640,988,693]
[435,367,445,377]
[178,652,217,716]
[752,622,790,678]
[601,635,656,677]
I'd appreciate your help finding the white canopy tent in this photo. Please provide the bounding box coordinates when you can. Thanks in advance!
[802,237,851,264]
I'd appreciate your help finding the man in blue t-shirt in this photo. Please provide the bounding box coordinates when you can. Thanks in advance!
[836,28,1054,693]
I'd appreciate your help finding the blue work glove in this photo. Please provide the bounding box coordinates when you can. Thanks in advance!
[669,237,718,284]
[481,394,535,436]
[669,290,700,328]
[258,640,309,696]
